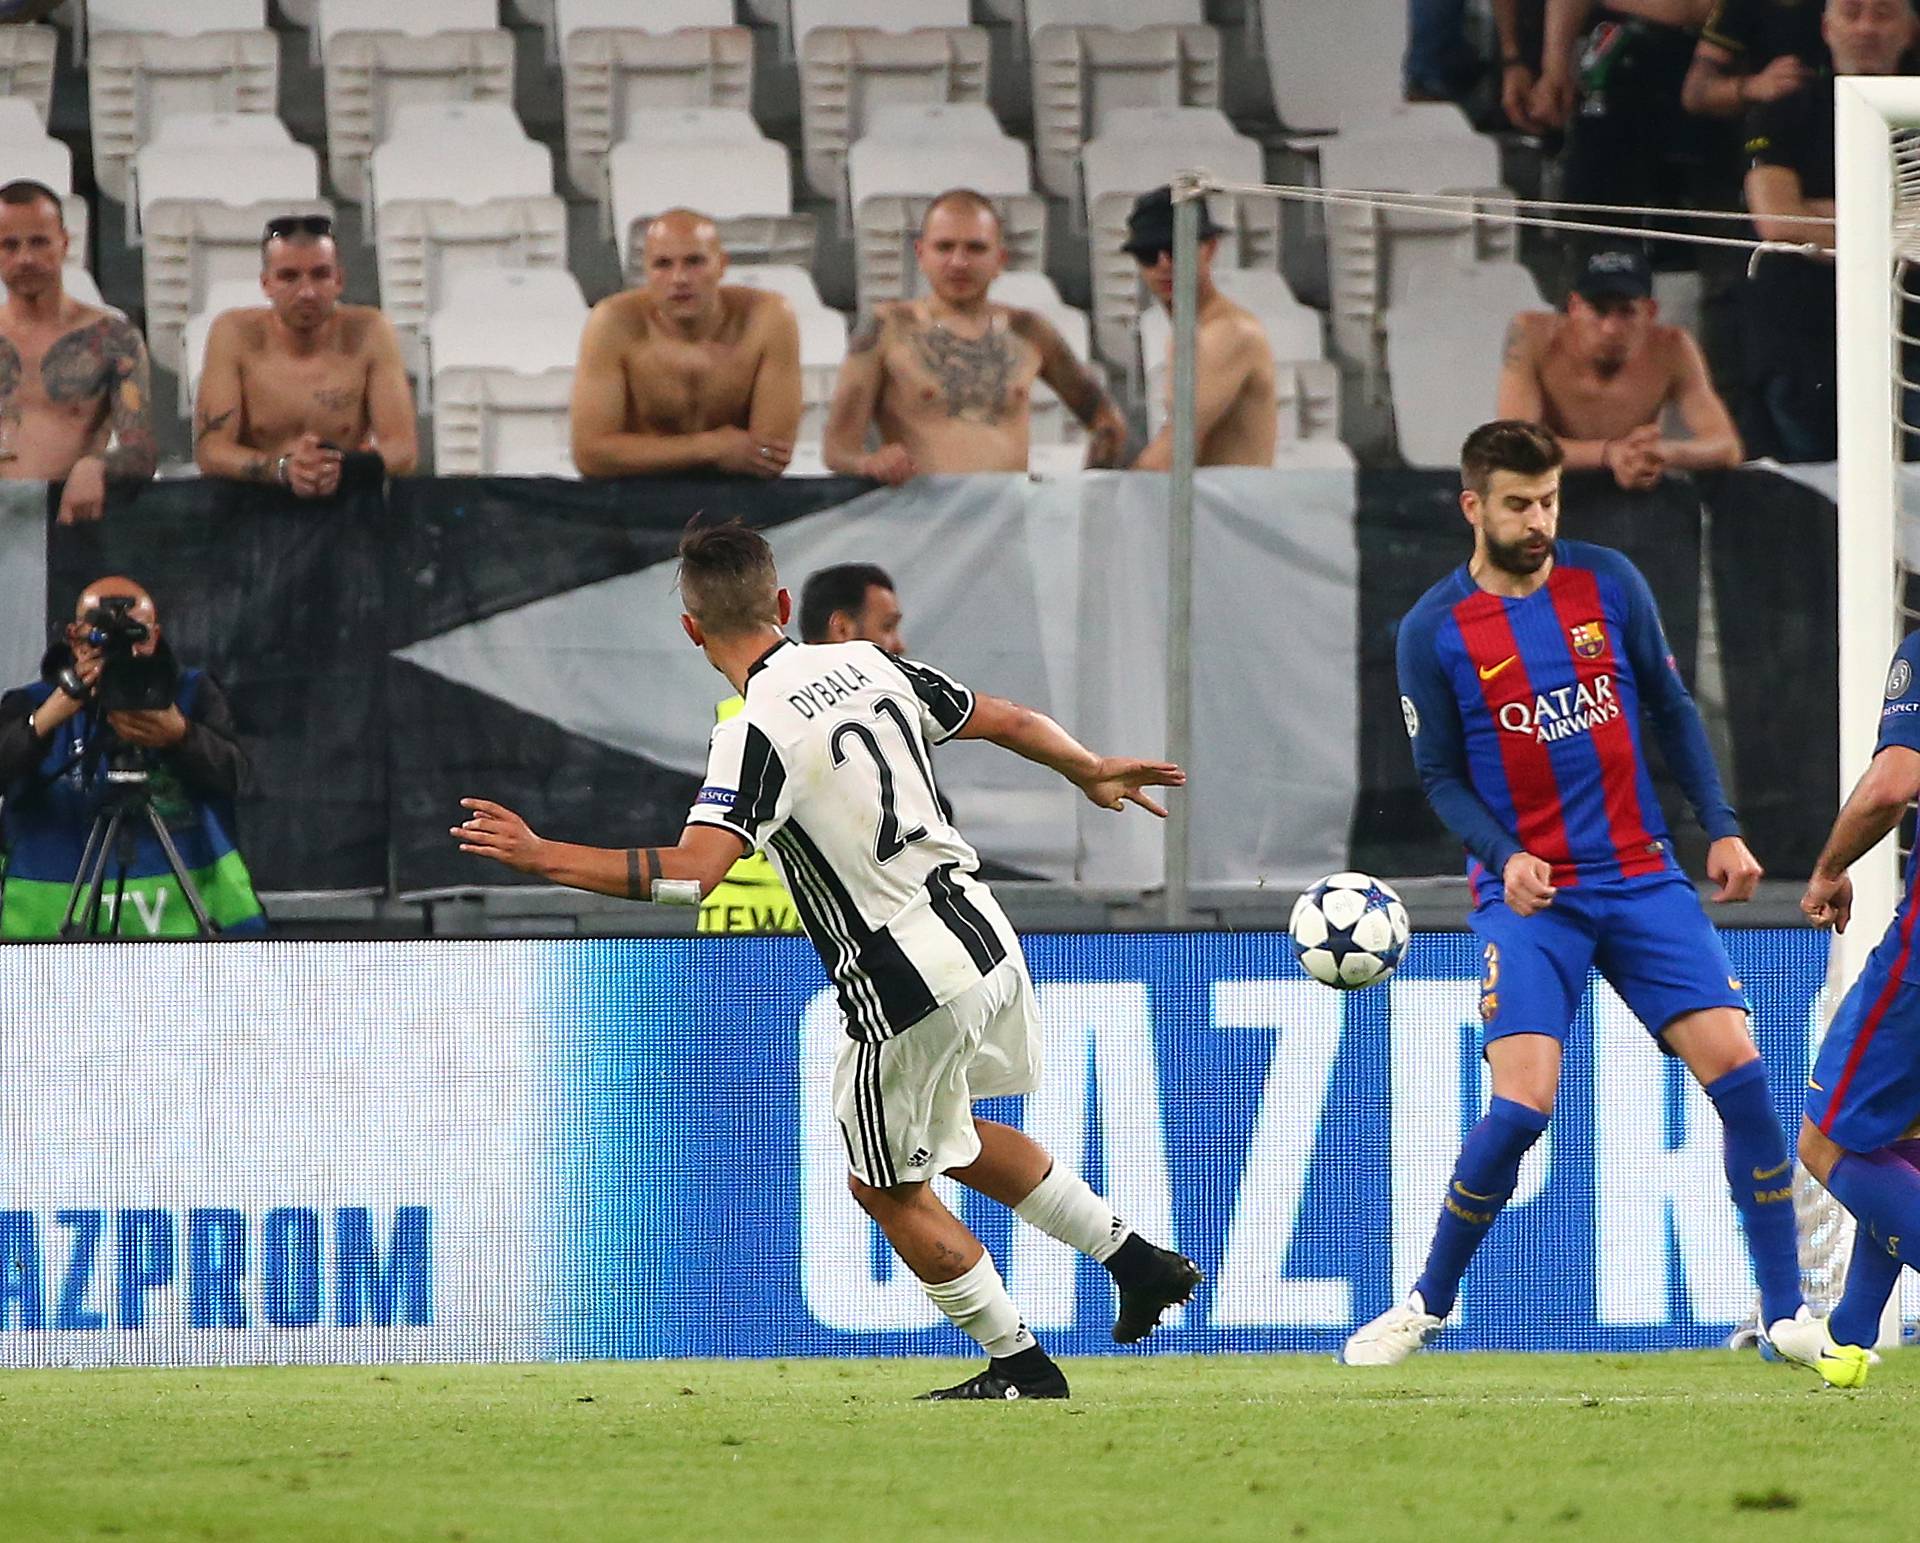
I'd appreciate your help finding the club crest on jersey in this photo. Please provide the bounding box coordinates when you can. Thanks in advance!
[1568,621,1606,659]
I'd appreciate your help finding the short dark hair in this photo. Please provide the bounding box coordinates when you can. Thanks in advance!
[1460,419,1563,495]
[799,563,895,643]
[678,521,781,637]
[0,180,65,227]
[919,187,1003,242]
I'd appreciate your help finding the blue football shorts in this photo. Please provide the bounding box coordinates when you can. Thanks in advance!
[1470,869,1746,1051]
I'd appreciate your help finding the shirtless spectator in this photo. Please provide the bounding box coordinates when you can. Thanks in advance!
[823,188,1126,483]
[194,214,417,497]
[0,180,156,523]
[1496,247,1741,490]
[571,209,801,479]
[1124,187,1279,470]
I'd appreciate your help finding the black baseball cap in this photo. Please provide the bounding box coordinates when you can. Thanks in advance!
[1121,184,1227,258]
[1574,247,1653,302]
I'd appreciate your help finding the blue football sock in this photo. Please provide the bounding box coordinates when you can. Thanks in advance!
[1704,1061,1803,1325]
[1830,1226,1903,1349]
[1827,1148,1920,1273]
[1412,1096,1549,1321]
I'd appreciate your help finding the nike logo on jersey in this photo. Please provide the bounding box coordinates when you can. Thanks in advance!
[1752,1160,1791,1182]
[1478,656,1517,681]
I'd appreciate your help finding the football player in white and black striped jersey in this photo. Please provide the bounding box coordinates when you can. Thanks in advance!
[455,523,1200,1401]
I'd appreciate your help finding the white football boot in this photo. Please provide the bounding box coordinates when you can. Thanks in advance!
[1760,1305,1831,1371]
[1340,1291,1444,1365]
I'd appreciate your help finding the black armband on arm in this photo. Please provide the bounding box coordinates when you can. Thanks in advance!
[625,847,662,901]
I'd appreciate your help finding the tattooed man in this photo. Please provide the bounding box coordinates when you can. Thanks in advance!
[0,181,156,523]
[194,214,417,498]
[824,189,1127,484]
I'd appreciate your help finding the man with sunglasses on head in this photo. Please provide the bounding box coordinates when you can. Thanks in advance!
[1124,186,1277,472]
[194,214,417,497]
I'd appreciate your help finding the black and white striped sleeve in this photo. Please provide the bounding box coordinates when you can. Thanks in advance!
[891,655,976,744]
[686,714,790,851]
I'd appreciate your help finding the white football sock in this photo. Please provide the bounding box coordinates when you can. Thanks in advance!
[920,1251,1036,1359]
[1014,1163,1132,1263]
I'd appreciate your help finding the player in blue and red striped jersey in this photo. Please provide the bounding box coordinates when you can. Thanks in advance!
[1343,418,1822,1366]
[1793,626,1920,1387]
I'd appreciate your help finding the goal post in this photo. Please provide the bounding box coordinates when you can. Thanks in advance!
[1833,75,1913,1001]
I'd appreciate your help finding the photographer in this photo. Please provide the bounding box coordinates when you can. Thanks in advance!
[0,576,265,937]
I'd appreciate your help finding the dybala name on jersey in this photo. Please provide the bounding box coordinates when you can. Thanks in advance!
[784,661,877,720]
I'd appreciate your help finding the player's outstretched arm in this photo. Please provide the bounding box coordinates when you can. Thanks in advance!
[1800,745,1920,932]
[452,798,745,900]
[955,693,1184,816]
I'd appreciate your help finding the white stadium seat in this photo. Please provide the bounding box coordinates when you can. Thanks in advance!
[133,138,320,247]
[429,269,587,476]
[1386,260,1545,467]
[847,103,1028,204]
[792,0,969,42]
[1081,107,1270,364]
[370,105,564,374]
[322,28,516,203]
[1026,0,1202,29]
[0,23,57,123]
[127,111,294,230]
[314,0,497,61]
[796,6,989,198]
[428,268,588,374]
[1259,0,1402,132]
[141,197,334,378]
[369,103,552,212]
[0,96,75,191]
[86,0,265,35]
[1318,108,1512,371]
[179,277,267,419]
[609,125,814,281]
[1027,14,1219,200]
[551,0,733,55]
[559,6,753,197]
[88,28,279,203]
[432,366,578,476]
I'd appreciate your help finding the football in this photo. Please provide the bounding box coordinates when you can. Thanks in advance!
[1288,872,1411,989]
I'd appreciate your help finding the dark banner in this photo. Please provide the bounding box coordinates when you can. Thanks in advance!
[29,468,1837,903]
[46,482,388,892]
[383,476,870,894]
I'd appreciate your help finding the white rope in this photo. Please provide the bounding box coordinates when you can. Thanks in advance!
[1187,175,1833,261]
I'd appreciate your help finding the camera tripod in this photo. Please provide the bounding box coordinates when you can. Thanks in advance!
[58,762,218,939]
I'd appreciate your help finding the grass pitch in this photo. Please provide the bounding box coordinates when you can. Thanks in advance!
[1,1353,1909,1542]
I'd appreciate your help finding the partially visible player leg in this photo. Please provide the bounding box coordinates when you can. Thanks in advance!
[951,1120,1203,1344]
[1343,903,1582,1366]
[1662,1009,1811,1358]
[847,1175,1069,1400]
[1599,881,1811,1359]
[832,964,1068,1400]
[947,954,1201,1344]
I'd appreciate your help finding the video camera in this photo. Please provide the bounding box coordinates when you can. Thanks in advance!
[82,596,179,714]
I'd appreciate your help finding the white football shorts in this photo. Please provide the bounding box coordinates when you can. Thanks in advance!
[831,956,1042,1187]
